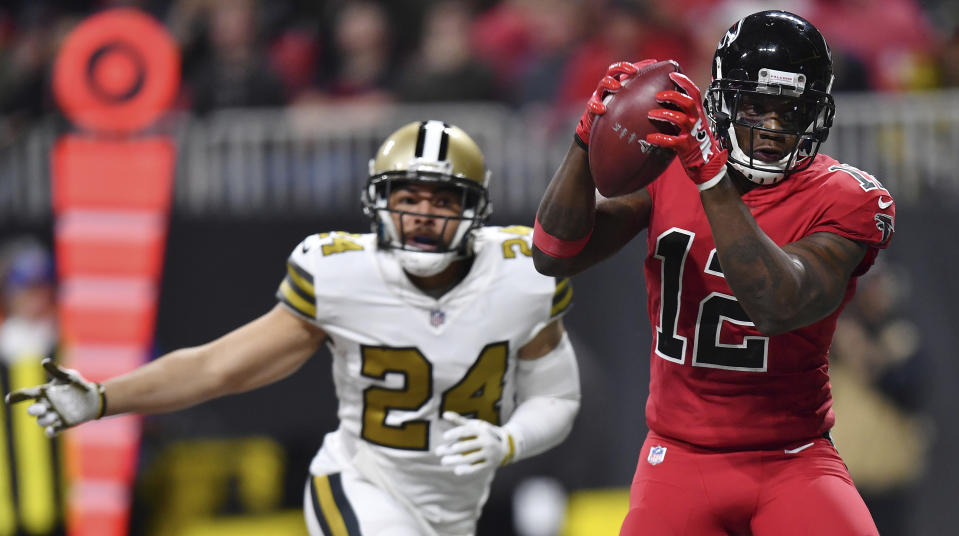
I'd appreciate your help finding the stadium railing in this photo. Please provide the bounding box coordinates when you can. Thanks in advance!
[2,93,958,222]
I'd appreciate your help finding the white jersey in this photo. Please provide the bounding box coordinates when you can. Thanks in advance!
[276,225,571,532]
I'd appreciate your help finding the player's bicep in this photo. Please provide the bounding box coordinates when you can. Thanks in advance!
[518,319,565,360]
[783,232,867,319]
[207,303,327,393]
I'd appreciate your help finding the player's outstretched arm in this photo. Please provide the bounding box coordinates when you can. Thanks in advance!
[5,304,327,435]
[436,319,580,475]
[104,304,326,415]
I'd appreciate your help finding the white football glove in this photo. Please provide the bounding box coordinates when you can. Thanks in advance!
[4,358,105,437]
[436,411,515,476]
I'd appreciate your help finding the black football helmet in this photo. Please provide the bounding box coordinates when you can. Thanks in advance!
[706,10,836,184]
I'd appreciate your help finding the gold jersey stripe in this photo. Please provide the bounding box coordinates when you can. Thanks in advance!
[10,357,57,534]
[278,279,317,318]
[551,278,573,317]
[287,260,315,298]
[283,272,316,307]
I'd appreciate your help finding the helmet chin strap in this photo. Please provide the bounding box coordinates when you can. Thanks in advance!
[377,207,473,277]
[728,154,786,185]
[395,249,461,277]
[726,124,789,185]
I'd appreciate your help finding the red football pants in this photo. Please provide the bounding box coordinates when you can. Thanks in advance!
[620,431,878,536]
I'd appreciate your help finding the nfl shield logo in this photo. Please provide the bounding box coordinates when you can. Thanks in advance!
[430,309,446,327]
[647,445,667,466]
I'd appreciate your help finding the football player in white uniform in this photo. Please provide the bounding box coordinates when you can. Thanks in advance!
[5,121,581,536]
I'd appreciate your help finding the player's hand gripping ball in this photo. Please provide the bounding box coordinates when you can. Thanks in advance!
[587,60,681,197]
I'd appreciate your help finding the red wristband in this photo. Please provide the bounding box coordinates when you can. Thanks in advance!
[533,217,593,259]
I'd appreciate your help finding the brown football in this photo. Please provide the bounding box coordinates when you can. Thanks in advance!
[588,60,681,197]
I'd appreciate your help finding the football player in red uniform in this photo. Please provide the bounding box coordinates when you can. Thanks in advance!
[533,10,890,536]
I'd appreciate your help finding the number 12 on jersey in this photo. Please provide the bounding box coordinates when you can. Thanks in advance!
[654,228,769,372]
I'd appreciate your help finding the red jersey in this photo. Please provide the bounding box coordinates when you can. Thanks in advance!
[643,154,895,449]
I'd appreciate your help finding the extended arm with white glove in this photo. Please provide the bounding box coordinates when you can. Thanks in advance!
[5,304,327,437]
[4,358,106,437]
[436,332,580,476]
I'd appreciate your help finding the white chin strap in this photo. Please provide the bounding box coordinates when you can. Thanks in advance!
[394,249,459,277]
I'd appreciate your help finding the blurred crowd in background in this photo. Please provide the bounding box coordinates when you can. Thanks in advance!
[0,0,956,128]
[0,239,57,367]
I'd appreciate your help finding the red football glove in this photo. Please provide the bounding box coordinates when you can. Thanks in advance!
[575,59,657,149]
[646,72,728,191]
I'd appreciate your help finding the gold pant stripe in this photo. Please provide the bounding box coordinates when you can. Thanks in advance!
[10,356,57,533]
[313,475,351,536]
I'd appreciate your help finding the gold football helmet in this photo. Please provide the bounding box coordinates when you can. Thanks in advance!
[362,120,492,276]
